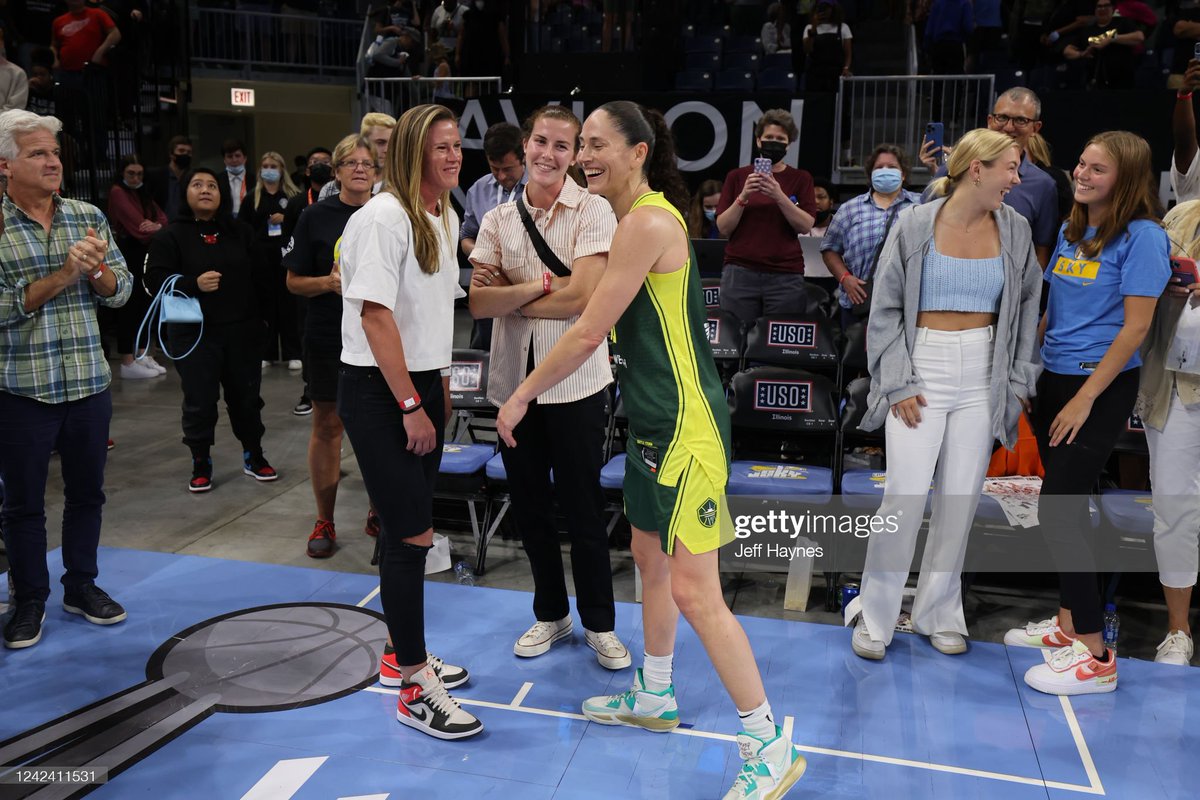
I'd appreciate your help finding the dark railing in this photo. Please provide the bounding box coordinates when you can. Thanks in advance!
[191,8,361,79]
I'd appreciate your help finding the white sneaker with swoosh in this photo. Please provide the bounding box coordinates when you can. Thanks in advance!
[397,664,483,740]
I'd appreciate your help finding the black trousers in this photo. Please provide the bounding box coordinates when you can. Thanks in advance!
[259,258,301,362]
[170,320,266,453]
[339,366,445,666]
[499,389,615,632]
[115,238,151,356]
[1033,368,1140,635]
[0,389,111,603]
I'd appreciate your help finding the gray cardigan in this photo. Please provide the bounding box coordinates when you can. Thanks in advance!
[862,197,1044,449]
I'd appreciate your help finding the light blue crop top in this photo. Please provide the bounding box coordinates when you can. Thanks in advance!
[919,246,1004,313]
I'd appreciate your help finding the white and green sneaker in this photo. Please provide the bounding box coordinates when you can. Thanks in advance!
[722,727,807,800]
[581,668,680,732]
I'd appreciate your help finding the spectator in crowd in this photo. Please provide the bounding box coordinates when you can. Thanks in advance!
[145,167,278,494]
[0,37,27,111]
[686,178,723,239]
[366,24,423,78]
[0,109,133,650]
[1011,131,1169,696]
[337,104,480,741]
[1135,198,1200,667]
[971,0,1004,56]
[25,48,56,116]
[373,0,422,35]
[51,0,121,73]
[457,0,510,80]
[803,0,852,92]
[106,153,167,380]
[290,153,308,191]
[430,0,466,56]
[320,113,394,199]
[281,0,319,64]
[1010,0,1057,73]
[146,135,192,223]
[923,0,973,74]
[850,129,1040,661]
[762,2,793,55]
[462,121,526,350]
[1170,1,1200,87]
[238,150,302,370]
[1025,132,1074,220]
[468,105,628,672]
[1063,0,1144,89]
[284,145,334,419]
[822,144,922,329]
[1114,0,1157,54]
[804,176,838,237]
[284,134,377,558]
[715,108,817,324]
[1041,0,1096,64]
[217,138,254,219]
[922,89,1060,267]
[1172,59,1200,203]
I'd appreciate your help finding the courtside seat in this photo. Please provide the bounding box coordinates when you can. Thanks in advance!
[726,461,833,499]
[1098,488,1154,536]
[600,452,626,490]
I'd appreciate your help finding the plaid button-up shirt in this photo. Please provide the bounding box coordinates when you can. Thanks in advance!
[821,189,922,309]
[0,193,132,404]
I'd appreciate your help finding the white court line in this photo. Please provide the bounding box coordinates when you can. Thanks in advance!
[337,795,389,800]
[356,586,381,608]
[239,756,328,800]
[1060,696,1106,795]
[782,715,794,743]
[511,682,534,707]
[362,686,1102,794]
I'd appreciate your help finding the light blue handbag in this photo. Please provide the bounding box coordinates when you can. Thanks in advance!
[135,274,204,361]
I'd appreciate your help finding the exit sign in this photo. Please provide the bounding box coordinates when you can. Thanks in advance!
[231,88,255,107]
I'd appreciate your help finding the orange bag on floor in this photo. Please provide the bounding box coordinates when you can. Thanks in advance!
[987,412,1044,478]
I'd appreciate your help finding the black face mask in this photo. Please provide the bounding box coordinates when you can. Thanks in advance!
[814,209,832,227]
[758,140,788,164]
[173,153,192,170]
[308,163,333,186]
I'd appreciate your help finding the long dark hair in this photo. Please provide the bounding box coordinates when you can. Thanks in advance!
[596,100,690,215]
[177,167,228,224]
[686,178,722,238]
[113,154,157,219]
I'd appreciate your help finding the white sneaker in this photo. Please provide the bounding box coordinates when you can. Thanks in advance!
[584,629,632,669]
[722,726,808,800]
[1004,616,1076,649]
[581,668,679,731]
[396,664,482,740]
[1154,631,1194,666]
[141,354,168,374]
[1023,640,1117,696]
[120,361,159,380]
[287,359,303,370]
[261,360,272,369]
[851,618,885,660]
[514,616,572,657]
[929,631,968,655]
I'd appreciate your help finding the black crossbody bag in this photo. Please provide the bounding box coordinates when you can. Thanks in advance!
[516,194,571,277]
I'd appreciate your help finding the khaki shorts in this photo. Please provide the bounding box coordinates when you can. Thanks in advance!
[623,456,734,555]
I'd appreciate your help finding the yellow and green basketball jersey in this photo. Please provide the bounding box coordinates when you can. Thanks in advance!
[610,192,731,488]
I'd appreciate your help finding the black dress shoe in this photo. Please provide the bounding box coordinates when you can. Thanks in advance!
[4,600,47,649]
[63,584,127,625]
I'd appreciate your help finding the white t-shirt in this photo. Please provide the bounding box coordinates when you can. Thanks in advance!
[339,192,464,371]
[802,23,853,39]
[1171,149,1200,204]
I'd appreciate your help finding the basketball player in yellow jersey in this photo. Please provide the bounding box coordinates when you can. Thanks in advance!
[497,101,806,800]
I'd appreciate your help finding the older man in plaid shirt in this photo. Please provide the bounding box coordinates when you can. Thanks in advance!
[0,109,132,650]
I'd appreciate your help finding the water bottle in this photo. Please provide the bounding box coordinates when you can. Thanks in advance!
[1102,604,1119,653]
[454,560,476,587]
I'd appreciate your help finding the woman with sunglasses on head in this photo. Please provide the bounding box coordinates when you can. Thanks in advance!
[336,104,478,740]
[497,101,806,800]
[1009,131,1170,695]
[468,105,628,670]
[283,134,378,560]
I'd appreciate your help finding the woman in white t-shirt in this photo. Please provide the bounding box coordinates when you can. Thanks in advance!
[803,0,853,92]
[337,103,481,741]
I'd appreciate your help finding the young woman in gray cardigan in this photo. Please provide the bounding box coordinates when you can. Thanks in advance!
[845,129,1043,660]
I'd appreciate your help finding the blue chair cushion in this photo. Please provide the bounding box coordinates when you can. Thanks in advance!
[439,443,493,475]
[485,452,507,481]
[601,453,626,490]
[727,461,833,499]
[1099,488,1154,534]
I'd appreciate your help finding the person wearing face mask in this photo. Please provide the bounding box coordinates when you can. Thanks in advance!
[238,151,302,369]
[715,109,817,324]
[147,135,193,223]
[686,179,723,239]
[145,167,277,493]
[106,153,168,379]
[821,144,922,329]
[217,139,255,220]
[802,177,838,238]
[847,129,1042,662]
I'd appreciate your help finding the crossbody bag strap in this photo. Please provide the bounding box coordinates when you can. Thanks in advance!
[516,194,571,278]
[862,204,900,282]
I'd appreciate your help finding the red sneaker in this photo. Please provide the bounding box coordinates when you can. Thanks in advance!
[364,509,381,538]
[306,520,336,558]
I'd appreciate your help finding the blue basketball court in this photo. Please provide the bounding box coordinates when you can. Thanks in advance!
[3,548,1197,799]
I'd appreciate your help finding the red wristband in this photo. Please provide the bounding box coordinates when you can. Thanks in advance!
[838,272,853,285]
[543,271,552,294]
[736,196,750,207]
[399,392,421,413]
[1179,90,1194,101]
[89,262,107,280]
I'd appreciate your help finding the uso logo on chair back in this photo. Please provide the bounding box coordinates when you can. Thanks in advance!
[744,315,838,368]
[448,349,491,409]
